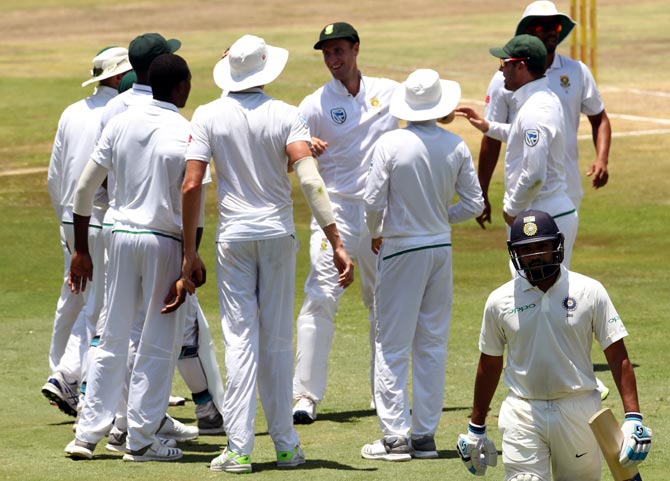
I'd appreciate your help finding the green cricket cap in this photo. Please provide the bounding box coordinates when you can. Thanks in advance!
[314,22,359,50]
[489,34,547,71]
[128,33,181,71]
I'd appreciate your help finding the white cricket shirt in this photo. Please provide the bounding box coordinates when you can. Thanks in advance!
[186,89,311,241]
[47,85,118,226]
[91,99,190,237]
[364,121,484,255]
[479,265,628,400]
[484,55,605,208]
[299,75,398,200]
[486,77,574,217]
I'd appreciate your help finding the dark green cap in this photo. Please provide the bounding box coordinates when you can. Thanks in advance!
[489,34,547,71]
[314,22,359,50]
[128,33,181,71]
[118,70,136,93]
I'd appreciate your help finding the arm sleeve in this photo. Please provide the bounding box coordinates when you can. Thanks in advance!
[448,141,485,223]
[503,109,553,216]
[47,118,65,220]
[478,292,507,356]
[363,141,390,238]
[485,120,511,142]
[185,107,213,162]
[73,159,109,217]
[293,156,335,228]
[592,280,628,350]
[579,62,605,116]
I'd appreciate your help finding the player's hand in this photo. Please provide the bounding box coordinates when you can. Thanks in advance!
[371,237,382,255]
[619,412,652,467]
[587,159,609,189]
[309,136,328,157]
[502,210,515,227]
[476,197,492,229]
[181,250,205,295]
[333,245,355,289]
[457,423,498,476]
[454,107,490,133]
[68,251,93,294]
[162,278,188,314]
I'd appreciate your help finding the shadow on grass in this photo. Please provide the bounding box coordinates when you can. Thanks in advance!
[250,459,378,473]
[317,405,471,424]
[593,362,638,372]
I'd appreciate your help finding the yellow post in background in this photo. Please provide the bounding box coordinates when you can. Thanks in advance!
[569,0,597,81]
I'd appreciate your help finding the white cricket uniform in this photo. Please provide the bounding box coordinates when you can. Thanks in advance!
[294,74,398,402]
[484,55,605,209]
[486,77,578,267]
[364,121,483,437]
[479,265,628,480]
[76,99,188,451]
[187,88,310,455]
[46,85,117,375]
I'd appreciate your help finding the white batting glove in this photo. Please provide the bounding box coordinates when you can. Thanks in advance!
[457,422,498,476]
[619,412,652,467]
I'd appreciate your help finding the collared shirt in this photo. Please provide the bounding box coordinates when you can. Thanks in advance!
[299,74,398,200]
[91,99,189,237]
[484,55,604,208]
[479,265,628,400]
[363,121,484,255]
[47,85,118,226]
[487,77,574,217]
[186,89,311,241]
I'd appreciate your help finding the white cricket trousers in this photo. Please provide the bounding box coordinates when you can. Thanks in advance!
[373,243,453,437]
[499,390,601,481]
[294,198,377,402]
[217,236,300,455]
[76,230,185,451]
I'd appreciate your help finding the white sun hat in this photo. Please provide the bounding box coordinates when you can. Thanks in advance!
[81,47,132,87]
[515,1,576,45]
[213,35,289,92]
[390,69,461,122]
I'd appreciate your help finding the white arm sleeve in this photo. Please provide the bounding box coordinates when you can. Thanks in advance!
[293,156,335,228]
[73,160,109,217]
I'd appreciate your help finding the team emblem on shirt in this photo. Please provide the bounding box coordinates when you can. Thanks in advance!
[331,108,347,124]
[562,296,577,311]
[524,129,539,147]
[320,237,328,251]
[370,98,380,109]
[560,75,571,88]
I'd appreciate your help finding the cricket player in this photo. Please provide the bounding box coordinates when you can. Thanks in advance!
[456,35,578,268]
[457,209,651,480]
[43,46,131,416]
[65,53,193,462]
[181,34,354,473]
[361,69,484,461]
[474,0,611,228]
[292,22,399,424]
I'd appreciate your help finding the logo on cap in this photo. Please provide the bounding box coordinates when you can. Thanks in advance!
[523,221,538,237]
[331,108,347,124]
[524,129,539,147]
[325,24,334,35]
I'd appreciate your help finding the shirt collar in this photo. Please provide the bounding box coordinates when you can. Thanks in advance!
[512,76,548,106]
[131,83,153,95]
[518,263,567,292]
[546,54,563,72]
[149,98,179,112]
[330,72,364,97]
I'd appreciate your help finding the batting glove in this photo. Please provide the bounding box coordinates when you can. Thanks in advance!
[619,412,652,467]
[457,422,498,476]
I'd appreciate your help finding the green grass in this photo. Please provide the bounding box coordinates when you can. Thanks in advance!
[1,0,669,479]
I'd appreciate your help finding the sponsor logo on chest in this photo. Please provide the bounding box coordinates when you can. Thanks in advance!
[330,108,347,124]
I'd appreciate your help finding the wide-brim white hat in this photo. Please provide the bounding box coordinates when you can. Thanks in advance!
[82,47,132,87]
[390,69,461,122]
[213,35,289,92]
[515,1,576,45]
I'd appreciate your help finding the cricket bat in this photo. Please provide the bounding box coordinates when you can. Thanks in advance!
[589,408,642,481]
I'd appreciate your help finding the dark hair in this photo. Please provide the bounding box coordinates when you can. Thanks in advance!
[149,54,190,99]
[527,63,547,79]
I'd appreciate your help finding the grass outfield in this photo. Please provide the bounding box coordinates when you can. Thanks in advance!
[1,0,669,480]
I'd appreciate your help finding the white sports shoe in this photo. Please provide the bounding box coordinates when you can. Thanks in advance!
[64,438,96,460]
[292,397,317,425]
[157,415,198,441]
[42,372,79,417]
[277,444,306,468]
[106,427,177,452]
[361,437,412,462]
[123,439,182,462]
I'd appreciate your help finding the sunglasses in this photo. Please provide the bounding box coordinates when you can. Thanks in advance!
[531,22,563,34]
[499,57,529,67]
